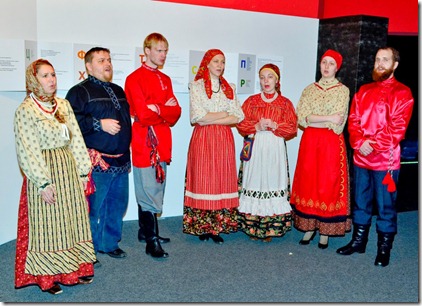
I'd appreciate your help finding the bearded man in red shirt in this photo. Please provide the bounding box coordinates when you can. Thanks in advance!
[336,47,414,267]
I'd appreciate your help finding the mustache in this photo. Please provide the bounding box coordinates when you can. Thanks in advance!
[372,67,394,82]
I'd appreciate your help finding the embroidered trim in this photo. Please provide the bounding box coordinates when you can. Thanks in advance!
[240,188,288,200]
[185,190,239,200]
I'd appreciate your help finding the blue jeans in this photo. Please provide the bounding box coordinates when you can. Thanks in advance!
[353,166,399,234]
[133,164,167,214]
[88,171,129,253]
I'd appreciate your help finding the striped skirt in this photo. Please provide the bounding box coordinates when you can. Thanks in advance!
[183,125,239,235]
[14,147,96,291]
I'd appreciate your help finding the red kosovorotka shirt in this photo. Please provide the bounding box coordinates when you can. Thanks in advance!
[348,77,414,171]
[125,64,182,168]
[236,92,298,140]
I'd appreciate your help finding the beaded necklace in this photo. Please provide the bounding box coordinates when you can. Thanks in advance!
[30,92,57,116]
[261,91,278,103]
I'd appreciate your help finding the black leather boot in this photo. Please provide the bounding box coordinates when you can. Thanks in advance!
[336,224,370,255]
[137,205,146,242]
[374,232,395,267]
[154,213,170,244]
[138,207,170,244]
[140,211,169,258]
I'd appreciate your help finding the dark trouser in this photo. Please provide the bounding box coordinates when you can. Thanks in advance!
[89,171,129,253]
[352,166,399,234]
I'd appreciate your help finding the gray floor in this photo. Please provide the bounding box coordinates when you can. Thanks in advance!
[0,211,418,303]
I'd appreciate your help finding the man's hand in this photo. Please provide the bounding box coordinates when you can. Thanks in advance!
[165,97,177,106]
[101,119,121,135]
[147,104,158,113]
[359,139,376,156]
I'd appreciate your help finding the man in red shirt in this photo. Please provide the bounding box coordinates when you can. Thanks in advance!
[125,33,181,258]
[336,47,414,267]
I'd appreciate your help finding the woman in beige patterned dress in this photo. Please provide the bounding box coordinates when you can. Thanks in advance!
[13,59,96,295]
[290,50,351,249]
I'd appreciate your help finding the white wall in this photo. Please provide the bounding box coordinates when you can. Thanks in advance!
[0,0,38,245]
[0,0,319,244]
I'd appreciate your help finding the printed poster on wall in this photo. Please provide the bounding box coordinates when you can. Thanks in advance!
[134,47,144,69]
[160,50,189,93]
[38,42,74,90]
[25,40,38,69]
[73,43,97,86]
[0,39,26,91]
[108,46,135,88]
[188,50,205,85]
[237,54,256,95]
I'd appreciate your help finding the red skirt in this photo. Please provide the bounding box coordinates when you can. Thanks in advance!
[184,125,239,210]
[290,127,350,225]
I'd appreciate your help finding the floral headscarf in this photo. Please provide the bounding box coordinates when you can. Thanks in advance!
[259,63,281,94]
[26,59,56,102]
[194,49,234,100]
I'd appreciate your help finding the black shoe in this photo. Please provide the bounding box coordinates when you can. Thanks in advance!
[146,237,169,258]
[199,234,210,241]
[46,284,63,295]
[139,235,170,244]
[374,250,391,267]
[210,234,224,244]
[153,213,171,243]
[93,259,102,267]
[103,248,127,258]
[78,276,94,284]
[336,224,370,255]
[318,242,328,249]
[299,231,316,245]
[157,236,170,243]
[374,232,395,267]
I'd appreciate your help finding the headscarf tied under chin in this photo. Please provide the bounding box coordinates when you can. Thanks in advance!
[26,59,56,103]
[194,49,234,100]
[259,63,281,94]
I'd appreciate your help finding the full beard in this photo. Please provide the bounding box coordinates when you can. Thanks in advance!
[372,67,394,82]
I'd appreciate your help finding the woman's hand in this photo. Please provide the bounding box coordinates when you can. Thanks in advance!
[255,118,272,131]
[331,112,345,126]
[40,185,57,205]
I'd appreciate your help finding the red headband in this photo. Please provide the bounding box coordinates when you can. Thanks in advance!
[259,63,281,94]
[321,49,343,70]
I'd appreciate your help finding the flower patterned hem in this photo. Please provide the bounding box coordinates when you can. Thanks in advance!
[238,212,292,239]
[183,206,238,236]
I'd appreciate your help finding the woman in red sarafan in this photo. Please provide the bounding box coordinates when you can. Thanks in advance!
[290,50,351,249]
[183,49,244,244]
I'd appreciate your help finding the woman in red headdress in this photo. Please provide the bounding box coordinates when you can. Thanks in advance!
[236,63,297,242]
[183,49,244,244]
[290,49,351,249]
